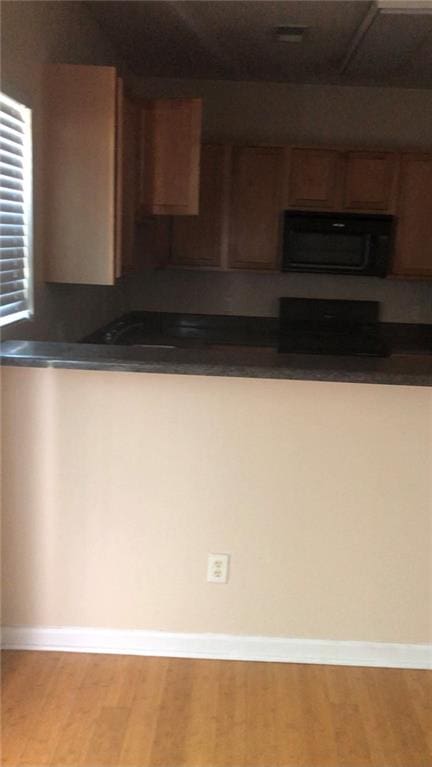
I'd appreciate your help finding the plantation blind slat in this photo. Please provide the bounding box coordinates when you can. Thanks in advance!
[0,93,32,326]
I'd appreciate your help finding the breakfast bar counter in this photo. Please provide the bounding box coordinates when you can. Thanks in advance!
[2,340,432,387]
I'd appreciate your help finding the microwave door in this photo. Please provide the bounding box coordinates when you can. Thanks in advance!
[286,230,371,273]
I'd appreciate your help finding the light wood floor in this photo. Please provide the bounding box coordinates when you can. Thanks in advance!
[2,650,431,767]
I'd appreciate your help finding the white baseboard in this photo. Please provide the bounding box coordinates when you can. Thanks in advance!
[1,625,431,670]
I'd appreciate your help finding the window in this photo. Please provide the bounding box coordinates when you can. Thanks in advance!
[0,92,33,327]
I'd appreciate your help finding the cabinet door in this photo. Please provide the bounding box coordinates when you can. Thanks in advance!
[287,148,339,209]
[139,98,202,216]
[228,147,283,270]
[120,96,139,275]
[392,154,432,279]
[171,145,229,267]
[44,64,117,284]
[344,152,398,212]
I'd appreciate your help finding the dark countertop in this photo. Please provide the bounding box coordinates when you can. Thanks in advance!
[82,310,432,353]
[2,311,431,387]
[2,339,432,387]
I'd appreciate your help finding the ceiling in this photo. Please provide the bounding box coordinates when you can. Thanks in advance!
[86,0,432,88]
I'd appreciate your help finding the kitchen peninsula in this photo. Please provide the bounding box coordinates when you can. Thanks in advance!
[2,345,431,653]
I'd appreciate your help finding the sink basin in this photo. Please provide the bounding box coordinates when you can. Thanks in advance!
[134,344,176,350]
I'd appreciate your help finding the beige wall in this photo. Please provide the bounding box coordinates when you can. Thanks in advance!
[0,1,126,343]
[125,75,432,323]
[2,366,431,645]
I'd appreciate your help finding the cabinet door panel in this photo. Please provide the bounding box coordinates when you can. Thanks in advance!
[44,64,117,284]
[392,154,432,278]
[139,99,202,215]
[344,152,397,211]
[120,97,139,275]
[228,147,283,270]
[114,78,124,280]
[288,149,339,209]
[172,145,229,267]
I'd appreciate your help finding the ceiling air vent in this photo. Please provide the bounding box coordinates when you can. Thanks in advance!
[275,26,308,44]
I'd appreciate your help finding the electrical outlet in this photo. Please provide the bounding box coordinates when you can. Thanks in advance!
[207,553,230,583]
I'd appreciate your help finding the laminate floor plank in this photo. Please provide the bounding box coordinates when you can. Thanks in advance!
[2,650,431,767]
[300,664,340,767]
[48,654,121,766]
[324,667,373,766]
[17,653,91,767]
[342,666,395,767]
[82,705,130,767]
[2,651,62,767]
[146,658,196,767]
[243,661,279,767]
[405,668,432,756]
[117,657,169,767]
[331,701,372,766]
[213,658,247,767]
[177,659,219,767]
[270,662,311,766]
[375,668,431,766]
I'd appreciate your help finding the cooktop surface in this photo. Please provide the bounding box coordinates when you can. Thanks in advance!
[278,298,389,357]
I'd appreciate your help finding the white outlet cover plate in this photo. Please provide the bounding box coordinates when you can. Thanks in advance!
[207,553,230,583]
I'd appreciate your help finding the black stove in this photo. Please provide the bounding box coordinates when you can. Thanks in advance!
[279,298,389,357]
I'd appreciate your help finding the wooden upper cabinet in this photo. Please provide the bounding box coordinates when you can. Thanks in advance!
[44,64,120,285]
[392,154,432,279]
[120,96,140,275]
[139,98,202,216]
[228,147,283,270]
[287,148,398,214]
[287,148,339,209]
[171,145,230,267]
[343,152,398,212]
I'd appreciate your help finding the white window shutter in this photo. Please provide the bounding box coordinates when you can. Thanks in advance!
[0,92,33,327]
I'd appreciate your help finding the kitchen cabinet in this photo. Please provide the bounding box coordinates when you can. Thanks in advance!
[228,147,284,270]
[44,64,135,285]
[171,144,230,267]
[286,147,397,214]
[287,148,340,210]
[343,151,398,212]
[120,96,140,275]
[139,98,202,216]
[392,154,432,279]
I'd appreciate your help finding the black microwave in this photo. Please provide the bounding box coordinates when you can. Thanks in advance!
[282,211,394,277]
